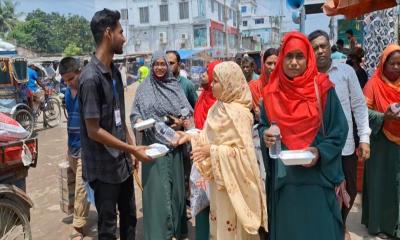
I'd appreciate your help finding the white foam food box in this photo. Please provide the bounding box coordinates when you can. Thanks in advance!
[279,150,315,166]
[133,118,156,131]
[146,143,169,158]
[185,128,201,135]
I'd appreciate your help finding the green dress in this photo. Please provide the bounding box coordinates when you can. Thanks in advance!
[259,89,348,240]
[361,110,400,237]
[141,135,188,240]
[195,207,210,240]
[177,76,198,108]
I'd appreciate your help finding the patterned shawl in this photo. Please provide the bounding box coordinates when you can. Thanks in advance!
[193,61,268,234]
[130,51,193,124]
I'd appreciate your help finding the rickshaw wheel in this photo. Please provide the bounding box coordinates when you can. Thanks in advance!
[14,109,34,139]
[43,97,61,128]
[0,198,32,240]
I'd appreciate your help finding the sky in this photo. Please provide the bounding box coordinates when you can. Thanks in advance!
[14,0,332,35]
[257,0,332,34]
[15,0,95,19]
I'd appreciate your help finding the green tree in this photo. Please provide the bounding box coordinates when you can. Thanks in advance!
[58,14,93,53]
[8,18,52,52]
[63,42,82,56]
[0,0,20,37]
[8,9,94,54]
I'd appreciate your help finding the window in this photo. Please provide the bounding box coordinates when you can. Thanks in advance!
[241,6,247,13]
[139,7,149,24]
[179,2,189,19]
[229,34,236,48]
[213,29,224,47]
[198,0,205,17]
[160,4,168,22]
[194,27,207,47]
[255,18,264,24]
[233,11,237,26]
[211,0,214,13]
[242,20,247,27]
[218,3,222,21]
[121,8,128,20]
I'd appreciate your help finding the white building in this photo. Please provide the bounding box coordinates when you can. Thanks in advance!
[94,0,240,57]
[239,0,282,51]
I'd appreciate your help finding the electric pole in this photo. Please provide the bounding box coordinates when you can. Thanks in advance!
[236,0,241,51]
[224,0,229,58]
[300,6,305,33]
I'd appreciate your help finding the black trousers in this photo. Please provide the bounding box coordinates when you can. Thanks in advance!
[182,143,192,203]
[341,153,358,224]
[90,175,137,240]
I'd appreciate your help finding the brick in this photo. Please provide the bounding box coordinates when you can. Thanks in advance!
[59,200,74,215]
[59,161,75,181]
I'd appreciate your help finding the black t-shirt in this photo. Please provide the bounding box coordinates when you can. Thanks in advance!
[78,56,132,184]
[355,68,368,89]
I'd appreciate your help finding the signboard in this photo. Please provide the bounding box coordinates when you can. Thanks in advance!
[305,0,324,4]
[337,19,364,46]
[304,0,325,14]
[190,66,206,88]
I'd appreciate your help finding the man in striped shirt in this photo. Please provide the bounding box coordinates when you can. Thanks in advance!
[309,30,371,240]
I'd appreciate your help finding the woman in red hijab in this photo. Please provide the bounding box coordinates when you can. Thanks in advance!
[361,44,400,239]
[249,48,278,115]
[194,60,221,129]
[260,32,348,240]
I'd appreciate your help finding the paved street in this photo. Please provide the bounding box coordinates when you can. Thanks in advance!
[26,83,373,240]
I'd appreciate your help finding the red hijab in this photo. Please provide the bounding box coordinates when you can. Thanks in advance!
[364,44,400,144]
[249,48,278,108]
[263,32,334,150]
[194,60,221,129]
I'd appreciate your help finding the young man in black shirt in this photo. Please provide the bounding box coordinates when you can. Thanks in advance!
[79,9,150,240]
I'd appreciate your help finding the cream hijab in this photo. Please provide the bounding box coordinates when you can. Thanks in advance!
[194,61,268,234]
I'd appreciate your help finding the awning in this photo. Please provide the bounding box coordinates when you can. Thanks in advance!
[322,0,397,19]
[176,49,205,60]
[0,50,17,56]
[0,39,15,51]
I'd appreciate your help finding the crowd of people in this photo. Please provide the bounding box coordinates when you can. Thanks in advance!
[59,8,400,240]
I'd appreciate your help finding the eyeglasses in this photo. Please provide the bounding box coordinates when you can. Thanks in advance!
[169,61,177,65]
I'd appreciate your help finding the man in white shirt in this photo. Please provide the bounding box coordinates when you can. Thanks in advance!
[309,30,371,240]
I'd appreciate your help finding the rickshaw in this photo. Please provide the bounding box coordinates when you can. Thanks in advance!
[0,57,39,239]
[0,57,62,134]
[0,136,38,240]
[0,57,34,137]
[27,62,61,128]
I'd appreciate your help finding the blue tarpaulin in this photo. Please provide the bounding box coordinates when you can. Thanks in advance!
[0,50,17,56]
[176,49,204,60]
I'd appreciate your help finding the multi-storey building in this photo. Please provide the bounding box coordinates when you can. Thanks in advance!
[239,0,282,50]
[94,0,240,57]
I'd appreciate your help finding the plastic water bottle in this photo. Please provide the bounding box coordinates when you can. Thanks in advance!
[155,122,178,143]
[268,122,281,159]
[180,107,191,117]
[391,103,400,117]
[180,107,194,130]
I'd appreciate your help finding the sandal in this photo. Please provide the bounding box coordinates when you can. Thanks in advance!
[344,230,351,240]
[69,232,84,240]
[376,233,390,239]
